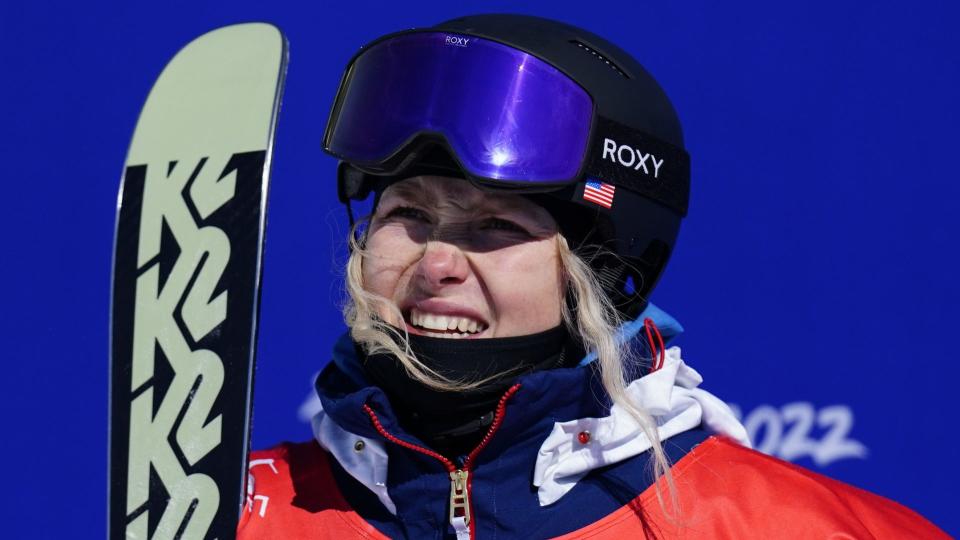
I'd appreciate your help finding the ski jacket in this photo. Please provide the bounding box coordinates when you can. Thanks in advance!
[237,304,947,539]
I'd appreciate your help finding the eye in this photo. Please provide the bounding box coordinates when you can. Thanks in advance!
[481,217,529,235]
[383,206,431,223]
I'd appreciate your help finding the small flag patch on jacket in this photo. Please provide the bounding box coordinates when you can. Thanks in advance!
[583,179,616,208]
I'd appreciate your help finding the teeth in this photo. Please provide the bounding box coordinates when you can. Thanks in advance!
[423,331,470,339]
[409,308,485,335]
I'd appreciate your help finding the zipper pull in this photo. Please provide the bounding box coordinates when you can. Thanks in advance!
[449,469,471,539]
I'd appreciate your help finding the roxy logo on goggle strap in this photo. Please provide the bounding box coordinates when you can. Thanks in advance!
[602,138,665,179]
[444,35,471,47]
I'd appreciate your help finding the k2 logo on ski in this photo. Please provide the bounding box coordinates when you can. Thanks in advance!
[124,154,239,538]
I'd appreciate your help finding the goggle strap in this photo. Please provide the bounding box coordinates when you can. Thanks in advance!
[584,116,690,216]
[345,197,356,229]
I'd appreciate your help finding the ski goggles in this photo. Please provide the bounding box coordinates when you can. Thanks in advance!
[323,31,689,214]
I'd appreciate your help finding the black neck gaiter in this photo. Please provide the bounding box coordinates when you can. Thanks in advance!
[361,325,582,458]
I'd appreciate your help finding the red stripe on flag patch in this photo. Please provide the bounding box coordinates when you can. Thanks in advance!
[583,180,615,208]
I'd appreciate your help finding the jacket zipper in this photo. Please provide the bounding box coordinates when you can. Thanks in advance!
[362,383,522,540]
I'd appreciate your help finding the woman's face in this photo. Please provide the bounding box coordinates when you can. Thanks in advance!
[362,176,564,339]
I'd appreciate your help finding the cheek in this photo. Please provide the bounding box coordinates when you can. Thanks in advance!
[361,226,423,299]
[478,242,563,335]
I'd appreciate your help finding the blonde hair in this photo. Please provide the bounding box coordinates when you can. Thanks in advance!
[343,221,679,517]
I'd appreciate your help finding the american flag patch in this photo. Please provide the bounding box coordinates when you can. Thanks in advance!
[583,179,616,208]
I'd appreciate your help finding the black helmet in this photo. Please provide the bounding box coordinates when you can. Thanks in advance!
[324,14,690,317]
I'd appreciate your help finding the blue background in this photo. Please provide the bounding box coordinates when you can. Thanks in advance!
[1,0,957,536]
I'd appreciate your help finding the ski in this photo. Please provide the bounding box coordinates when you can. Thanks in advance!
[108,23,287,539]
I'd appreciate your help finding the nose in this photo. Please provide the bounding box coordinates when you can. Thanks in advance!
[416,240,470,288]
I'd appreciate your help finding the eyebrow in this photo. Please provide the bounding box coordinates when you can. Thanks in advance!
[382,181,431,205]
[379,179,558,234]
[384,180,536,214]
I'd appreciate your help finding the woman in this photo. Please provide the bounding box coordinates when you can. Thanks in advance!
[239,14,946,539]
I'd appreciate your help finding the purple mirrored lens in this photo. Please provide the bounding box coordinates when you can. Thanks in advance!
[326,32,593,183]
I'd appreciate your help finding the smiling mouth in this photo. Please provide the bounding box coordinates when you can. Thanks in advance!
[407,308,488,339]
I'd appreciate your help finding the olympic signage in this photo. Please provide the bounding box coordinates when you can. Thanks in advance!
[728,402,868,467]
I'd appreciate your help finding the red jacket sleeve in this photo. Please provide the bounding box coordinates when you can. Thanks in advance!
[236,441,387,539]
[557,437,949,539]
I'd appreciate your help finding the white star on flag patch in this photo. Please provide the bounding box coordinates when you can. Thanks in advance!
[583,179,616,208]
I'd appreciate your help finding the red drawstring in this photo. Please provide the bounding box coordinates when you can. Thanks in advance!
[644,317,666,373]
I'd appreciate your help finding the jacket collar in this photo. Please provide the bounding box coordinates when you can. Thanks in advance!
[316,302,684,449]
[309,303,693,515]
